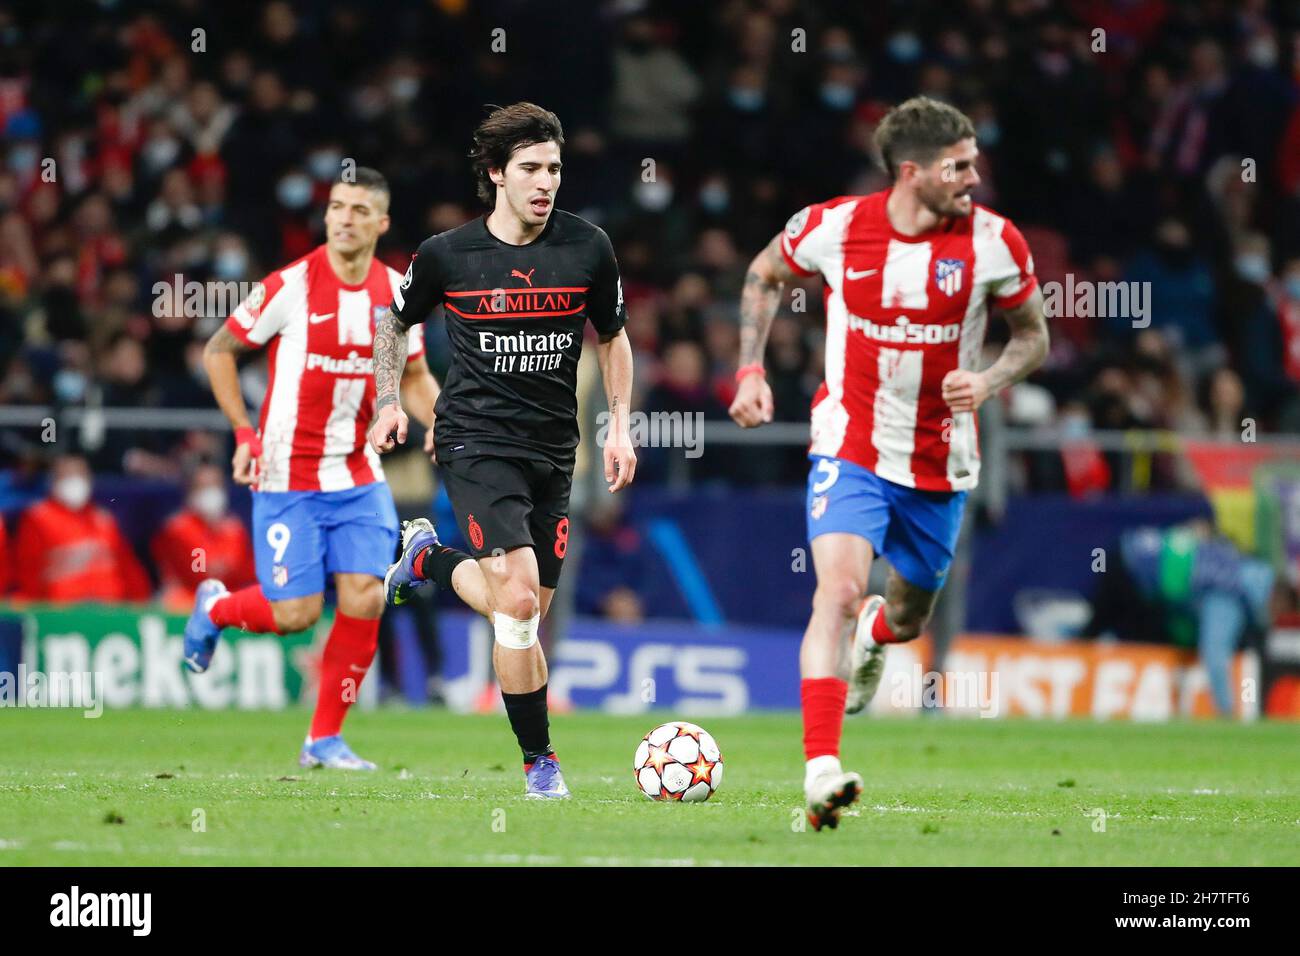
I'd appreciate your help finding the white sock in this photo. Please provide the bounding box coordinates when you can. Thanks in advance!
[805,754,842,790]
[202,590,224,619]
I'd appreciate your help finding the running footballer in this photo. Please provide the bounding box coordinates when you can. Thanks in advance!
[367,102,636,799]
[730,97,1049,830]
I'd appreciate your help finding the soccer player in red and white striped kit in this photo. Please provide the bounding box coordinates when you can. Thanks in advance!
[184,168,439,769]
[730,97,1049,829]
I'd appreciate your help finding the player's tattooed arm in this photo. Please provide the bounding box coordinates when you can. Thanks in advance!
[202,325,256,430]
[372,307,411,411]
[730,234,795,427]
[737,234,798,367]
[203,324,264,483]
[983,288,1050,393]
[368,307,414,454]
[942,287,1049,414]
[205,324,254,356]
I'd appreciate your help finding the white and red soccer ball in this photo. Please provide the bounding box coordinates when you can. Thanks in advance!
[633,721,723,802]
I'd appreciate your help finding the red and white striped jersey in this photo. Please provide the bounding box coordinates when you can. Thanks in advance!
[780,189,1037,492]
[223,245,426,492]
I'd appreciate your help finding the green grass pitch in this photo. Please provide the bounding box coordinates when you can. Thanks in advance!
[1,708,1296,866]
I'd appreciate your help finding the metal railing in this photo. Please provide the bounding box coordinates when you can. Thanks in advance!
[2,404,1296,457]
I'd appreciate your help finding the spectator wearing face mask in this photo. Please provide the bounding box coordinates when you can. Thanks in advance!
[12,454,152,603]
[150,462,256,611]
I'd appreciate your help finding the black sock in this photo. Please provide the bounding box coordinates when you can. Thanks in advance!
[501,684,552,763]
[414,545,471,589]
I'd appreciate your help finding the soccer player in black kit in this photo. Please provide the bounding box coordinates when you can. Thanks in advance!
[368,103,637,798]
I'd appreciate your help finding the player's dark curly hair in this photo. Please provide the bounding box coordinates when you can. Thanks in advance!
[874,96,977,179]
[469,102,565,207]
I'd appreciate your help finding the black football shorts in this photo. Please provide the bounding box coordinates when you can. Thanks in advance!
[437,453,573,589]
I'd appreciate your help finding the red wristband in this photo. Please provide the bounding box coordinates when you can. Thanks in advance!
[234,426,262,458]
[735,363,765,383]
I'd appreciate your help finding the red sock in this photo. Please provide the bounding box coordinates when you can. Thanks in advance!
[872,606,902,644]
[412,546,431,579]
[801,677,848,761]
[209,585,281,634]
[309,613,379,739]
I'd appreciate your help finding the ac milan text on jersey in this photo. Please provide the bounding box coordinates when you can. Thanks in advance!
[223,244,426,492]
[780,189,1037,492]
[391,211,627,468]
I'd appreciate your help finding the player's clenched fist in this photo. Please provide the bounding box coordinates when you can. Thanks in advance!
[231,426,261,486]
[941,369,991,414]
[369,401,408,454]
[729,372,774,428]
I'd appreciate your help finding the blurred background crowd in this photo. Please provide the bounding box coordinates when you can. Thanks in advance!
[0,0,1298,635]
[1,0,1299,483]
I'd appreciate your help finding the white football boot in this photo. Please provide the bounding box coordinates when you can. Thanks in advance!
[845,594,888,715]
[804,756,862,831]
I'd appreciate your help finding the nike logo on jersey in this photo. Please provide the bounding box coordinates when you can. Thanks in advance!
[308,312,335,324]
[845,268,878,280]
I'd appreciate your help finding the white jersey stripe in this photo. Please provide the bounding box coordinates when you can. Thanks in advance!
[362,438,384,484]
[259,310,309,492]
[880,239,932,311]
[318,378,367,491]
[972,206,1028,302]
[806,201,857,459]
[337,289,373,346]
[947,266,989,485]
[871,348,924,485]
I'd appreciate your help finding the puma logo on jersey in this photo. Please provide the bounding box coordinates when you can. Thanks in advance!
[845,268,878,280]
[510,268,535,287]
[308,312,335,324]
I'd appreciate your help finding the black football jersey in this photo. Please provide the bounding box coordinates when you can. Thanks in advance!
[392,210,626,468]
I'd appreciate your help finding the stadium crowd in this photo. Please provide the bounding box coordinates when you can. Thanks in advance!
[1,0,1298,491]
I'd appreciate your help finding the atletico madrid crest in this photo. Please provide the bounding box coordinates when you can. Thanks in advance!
[935,258,964,296]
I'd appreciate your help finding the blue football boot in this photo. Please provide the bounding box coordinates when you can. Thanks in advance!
[524,754,571,799]
[182,579,229,674]
[384,518,440,606]
[299,735,377,771]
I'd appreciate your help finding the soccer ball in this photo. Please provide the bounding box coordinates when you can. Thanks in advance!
[633,721,723,802]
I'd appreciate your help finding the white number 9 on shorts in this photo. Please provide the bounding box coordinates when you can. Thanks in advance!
[266,522,292,563]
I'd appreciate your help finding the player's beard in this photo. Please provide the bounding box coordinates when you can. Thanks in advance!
[918,180,973,220]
